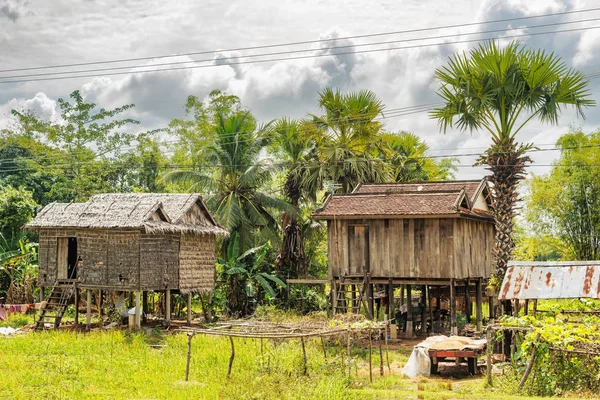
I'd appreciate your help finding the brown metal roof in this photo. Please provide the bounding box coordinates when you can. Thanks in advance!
[499,262,600,300]
[354,180,485,203]
[313,179,493,220]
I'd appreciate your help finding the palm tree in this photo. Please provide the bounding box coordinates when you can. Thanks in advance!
[381,131,457,182]
[430,41,595,297]
[303,88,391,197]
[161,111,295,253]
[268,118,313,276]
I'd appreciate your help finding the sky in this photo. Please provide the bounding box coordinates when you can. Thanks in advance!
[1,0,599,180]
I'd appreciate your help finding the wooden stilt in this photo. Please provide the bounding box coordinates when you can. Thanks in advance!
[524,299,529,315]
[420,285,427,334]
[98,290,104,318]
[450,280,457,335]
[165,289,171,324]
[532,299,538,317]
[489,295,495,321]
[406,284,413,337]
[74,288,80,324]
[465,279,471,324]
[400,284,405,305]
[187,294,192,326]
[388,279,394,321]
[86,290,92,329]
[331,279,337,317]
[134,291,141,329]
[427,285,433,335]
[367,283,374,320]
[476,279,483,332]
[142,291,148,315]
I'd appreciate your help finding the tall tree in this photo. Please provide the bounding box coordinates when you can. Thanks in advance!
[525,130,600,260]
[381,131,457,181]
[161,111,294,253]
[303,88,391,197]
[268,118,313,276]
[430,41,595,292]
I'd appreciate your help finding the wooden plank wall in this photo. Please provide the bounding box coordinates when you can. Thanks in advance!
[328,217,494,279]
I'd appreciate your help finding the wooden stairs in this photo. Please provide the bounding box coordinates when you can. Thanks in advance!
[333,273,372,319]
[35,279,76,331]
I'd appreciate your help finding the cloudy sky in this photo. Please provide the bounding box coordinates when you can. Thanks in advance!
[1,0,599,179]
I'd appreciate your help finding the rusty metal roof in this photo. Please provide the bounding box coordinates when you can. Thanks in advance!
[499,261,600,300]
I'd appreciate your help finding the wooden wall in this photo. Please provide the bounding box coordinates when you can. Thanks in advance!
[327,217,494,280]
[139,232,180,290]
[178,234,216,293]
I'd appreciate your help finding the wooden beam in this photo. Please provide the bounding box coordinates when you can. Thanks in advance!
[286,279,329,284]
[476,279,483,332]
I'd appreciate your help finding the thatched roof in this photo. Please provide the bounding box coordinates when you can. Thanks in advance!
[25,193,228,236]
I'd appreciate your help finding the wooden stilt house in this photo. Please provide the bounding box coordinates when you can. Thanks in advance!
[312,179,495,334]
[25,193,227,330]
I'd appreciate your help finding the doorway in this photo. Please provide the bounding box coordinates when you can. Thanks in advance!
[57,237,78,279]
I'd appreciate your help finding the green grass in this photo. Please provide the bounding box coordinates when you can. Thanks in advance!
[0,329,594,399]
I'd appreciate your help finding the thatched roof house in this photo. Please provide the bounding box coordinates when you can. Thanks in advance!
[26,193,227,294]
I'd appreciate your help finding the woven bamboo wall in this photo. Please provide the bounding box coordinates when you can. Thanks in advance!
[178,233,216,294]
[139,232,180,290]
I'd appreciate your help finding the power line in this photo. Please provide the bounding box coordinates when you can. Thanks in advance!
[3,7,599,75]
[4,16,600,81]
[3,24,600,84]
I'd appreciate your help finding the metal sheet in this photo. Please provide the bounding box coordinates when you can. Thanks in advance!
[499,262,600,300]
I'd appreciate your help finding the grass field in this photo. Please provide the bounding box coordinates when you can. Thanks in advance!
[0,326,594,400]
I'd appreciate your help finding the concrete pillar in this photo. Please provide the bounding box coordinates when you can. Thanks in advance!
[187,294,192,326]
[86,290,92,330]
[165,289,171,324]
[134,291,141,329]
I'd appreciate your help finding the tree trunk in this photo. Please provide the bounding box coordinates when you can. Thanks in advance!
[275,177,307,278]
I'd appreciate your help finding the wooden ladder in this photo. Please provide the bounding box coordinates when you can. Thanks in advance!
[34,279,76,331]
[333,273,372,318]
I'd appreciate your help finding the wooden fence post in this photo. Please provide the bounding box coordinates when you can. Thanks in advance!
[185,333,193,381]
[518,332,541,392]
[227,336,235,378]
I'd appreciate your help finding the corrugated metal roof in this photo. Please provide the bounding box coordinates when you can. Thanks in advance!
[499,261,600,300]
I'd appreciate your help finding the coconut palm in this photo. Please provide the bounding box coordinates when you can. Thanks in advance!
[268,118,313,276]
[430,41,595,293]
[161,111,295,254]
[303,88,391,197]
[381,131,457,182]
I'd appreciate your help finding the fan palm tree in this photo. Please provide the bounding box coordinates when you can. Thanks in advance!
[381,131,457,182]
[430,41,595,295]
[161,111,295,254]
[303,88,391,197]
[268,118,313,276]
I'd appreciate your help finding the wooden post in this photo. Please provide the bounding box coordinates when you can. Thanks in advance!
[165,289,171,324]
[388,279,394,321]
[532,299,538,317]
[227,336,235,378]
[489,294,495,322]
[74,288,80,324]
[320,336,327,360]
[142,291,148,315]
[134,291,141,329]
[368,328,373,383]
[347,329,352,378]
[465,279,471,324]
[450,280,457,335]
[486,326,493,386]
[39,286,45,302]
[513,299,519,317]
[367,283,374,320]
[98,290,104,318]
[427,285,433,334]
[351,284,357,310]
[384,326,390,372]
[476,279,483,332]
[406,284,413,337]
[420,285,427,334]
[187,294,192,326]
[86,290,92,329]
[185,333,193,381]
[331,280,337,316]
[301,337,307,375]
[400,284,405,305]
[518,333,541,392]
[524,299,529,315]
[379,329,384,376]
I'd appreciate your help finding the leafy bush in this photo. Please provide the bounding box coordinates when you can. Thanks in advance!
[0,313,31,328]
[288,286,327,314]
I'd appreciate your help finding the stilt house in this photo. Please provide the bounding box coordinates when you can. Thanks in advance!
[312,179,495,334]
[25,193,227,329]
